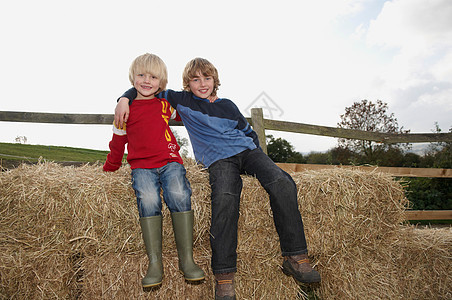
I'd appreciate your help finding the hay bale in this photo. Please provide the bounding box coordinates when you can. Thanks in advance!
[79,253,212,299]
[296,168,408,256]
[0,161,450,299]
[0,163,79,299]
[387,226,452,299]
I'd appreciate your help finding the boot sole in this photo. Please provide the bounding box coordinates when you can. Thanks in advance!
[180,270,205,282]
[185,276,205,281]
[142,280,162,288]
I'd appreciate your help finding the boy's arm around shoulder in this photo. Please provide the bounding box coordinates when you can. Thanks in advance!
[118,87,138,104]
[115,88,138,129]
[115,98,130,129]
[157,89,188,109]
[103,125,128,172]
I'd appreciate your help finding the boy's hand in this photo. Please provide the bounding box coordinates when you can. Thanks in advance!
[115,98,130,129]
[103,160,120,172]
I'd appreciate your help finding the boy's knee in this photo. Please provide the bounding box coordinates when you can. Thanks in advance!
[271,171,294,185]
[138,199,162,217]
[264,173,297,195]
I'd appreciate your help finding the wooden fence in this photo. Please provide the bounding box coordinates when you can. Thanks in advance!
[1,109,451,221]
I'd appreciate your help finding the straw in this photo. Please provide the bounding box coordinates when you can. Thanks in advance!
[0,161,450,299]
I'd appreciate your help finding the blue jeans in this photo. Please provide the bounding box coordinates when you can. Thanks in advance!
[208,148,308,274]
[131,162,192,217]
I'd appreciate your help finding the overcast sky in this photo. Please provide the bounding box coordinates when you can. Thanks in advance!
[1,0,451,156]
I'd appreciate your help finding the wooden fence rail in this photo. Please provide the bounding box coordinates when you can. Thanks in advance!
[2,110,451,144]
[248,108,452,153]
[1,109,451,221]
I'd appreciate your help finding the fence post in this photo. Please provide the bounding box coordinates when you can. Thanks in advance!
[251,108,267,154]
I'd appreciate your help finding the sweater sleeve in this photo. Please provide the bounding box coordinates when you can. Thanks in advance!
[243,122,260,148]
[118,87,138,105]
[103,126,128,172]
[170,106,181,122]
[233,102,260,148]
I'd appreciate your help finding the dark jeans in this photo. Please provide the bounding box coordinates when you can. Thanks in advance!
[208,148,308,274]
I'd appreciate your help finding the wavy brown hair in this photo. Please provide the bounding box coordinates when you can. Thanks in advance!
[182,57,221,97]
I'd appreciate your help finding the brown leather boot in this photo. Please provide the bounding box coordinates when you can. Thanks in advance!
[214,272,236,300]
[282,254,321,284]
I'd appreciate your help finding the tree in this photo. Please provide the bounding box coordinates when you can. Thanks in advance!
[330,146,355,165]
[401,152,421,167]
[337,99,410,164]
[15,136,27,144]
[424,123,452,168]
[403,123,451,213]
[405,177,452,210]
[172,130,189,158]
[305,151,332,165]
[266,135,305,163]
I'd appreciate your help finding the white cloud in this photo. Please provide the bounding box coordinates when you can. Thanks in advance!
[356,0,452,132]
[431,52,452,82]
[327,0,369,17]
[367,0,452,51]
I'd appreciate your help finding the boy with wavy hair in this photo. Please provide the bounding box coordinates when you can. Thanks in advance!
[104,53,204,288]
[116,57,320,299]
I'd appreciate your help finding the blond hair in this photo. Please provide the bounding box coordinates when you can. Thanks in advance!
[182,57,221,97]
[129,53,168,93]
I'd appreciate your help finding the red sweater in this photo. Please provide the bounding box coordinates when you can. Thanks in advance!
[103,97,183,171]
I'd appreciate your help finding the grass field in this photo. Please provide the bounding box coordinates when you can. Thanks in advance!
[0,142,114,163]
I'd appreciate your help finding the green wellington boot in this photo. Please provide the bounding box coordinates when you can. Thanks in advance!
[140,215,163,287]
[171,210,205,282]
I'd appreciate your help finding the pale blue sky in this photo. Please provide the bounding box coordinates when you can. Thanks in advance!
[1,0,451,155]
